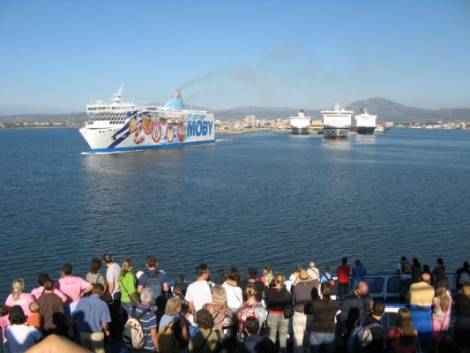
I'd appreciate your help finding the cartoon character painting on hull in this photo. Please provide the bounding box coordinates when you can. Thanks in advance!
[177,122,185,142]
[166,123,174,143]
[80,88,215,153]
[126,114,185,146]
[151,121,161,143]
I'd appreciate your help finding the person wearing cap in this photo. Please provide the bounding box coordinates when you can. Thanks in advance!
[292,270,316,353]
[289,265,303,287]
[188,309,220,353]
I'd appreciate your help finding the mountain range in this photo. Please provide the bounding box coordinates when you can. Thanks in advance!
[213,97,470,121]
[1,97,470,122]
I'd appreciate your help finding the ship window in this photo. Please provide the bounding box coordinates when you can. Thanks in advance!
[366,277,384,294]
[386,277,401,294]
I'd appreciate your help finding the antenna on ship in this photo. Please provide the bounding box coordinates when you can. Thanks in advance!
[112,85,124,104]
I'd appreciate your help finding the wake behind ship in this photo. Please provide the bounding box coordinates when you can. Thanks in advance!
[80,87,215,153]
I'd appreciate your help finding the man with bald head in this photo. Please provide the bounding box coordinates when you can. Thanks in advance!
[409,272,435,351]
[340,281,371,341]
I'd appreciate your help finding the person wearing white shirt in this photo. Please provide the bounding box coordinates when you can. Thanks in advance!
[222,267,243,312]
[103,254,121,299]
[307,261,320,282]
[6,306,41,353]
[185,264,213,314]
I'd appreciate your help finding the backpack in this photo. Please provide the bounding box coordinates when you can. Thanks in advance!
[122,307,151,349]
[347,321,382,353]
[145,270,163,299]
[158,322,180,353]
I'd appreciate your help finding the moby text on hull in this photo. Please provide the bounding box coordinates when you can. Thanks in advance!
[79,87,215,154]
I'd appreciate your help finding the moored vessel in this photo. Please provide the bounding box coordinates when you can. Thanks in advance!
[80,87,215,153]
[321,104,353,139]
[289,110,311,134]
[352,108,377,135]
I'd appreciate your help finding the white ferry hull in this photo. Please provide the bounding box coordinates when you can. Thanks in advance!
[80,116,215,153]
[353,126,376,135]
[323,127,349,139]
[291,127,310,135]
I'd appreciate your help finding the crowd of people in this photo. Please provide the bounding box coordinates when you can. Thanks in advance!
[1,254,470,353]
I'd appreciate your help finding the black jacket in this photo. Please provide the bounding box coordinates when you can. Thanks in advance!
[340,292,371,335]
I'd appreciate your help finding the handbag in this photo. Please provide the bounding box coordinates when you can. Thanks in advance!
[283,290,294,319]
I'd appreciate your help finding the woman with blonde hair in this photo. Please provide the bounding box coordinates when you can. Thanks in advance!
[159,296,183,331]
[265,273,292,353]
[4,279,35,317]
[432,280,452,343]
[119,259,137,315]
[158,296,190,352]
[237,286,267,334]
[203,285,236,332]
[387,307,417,353]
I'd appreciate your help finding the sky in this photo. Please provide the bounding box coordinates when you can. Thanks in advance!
[0,0,469,113]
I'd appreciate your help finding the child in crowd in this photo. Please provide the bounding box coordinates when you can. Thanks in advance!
[26,302,41,329]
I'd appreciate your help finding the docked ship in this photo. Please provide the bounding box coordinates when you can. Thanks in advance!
[321,104,353,139]
[289,110,311,134]
[384,121,394,132]
[352,108,377,134]
[80,87,215,153]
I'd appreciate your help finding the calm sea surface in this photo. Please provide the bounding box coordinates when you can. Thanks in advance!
[1,128,470,299]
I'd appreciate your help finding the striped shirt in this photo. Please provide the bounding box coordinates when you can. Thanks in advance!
[134,303,157,351]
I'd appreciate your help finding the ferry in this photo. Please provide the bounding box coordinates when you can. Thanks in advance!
[352,108,377,135]
[79,87,215,154]
[321,104,353,139]
[289,110,311,135]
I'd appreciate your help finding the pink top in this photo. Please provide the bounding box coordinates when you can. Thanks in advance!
[433,291,452,323]
[0,315,9,343]
[5,293,35,317]
[56,276,91,303]
[30,286,68,302]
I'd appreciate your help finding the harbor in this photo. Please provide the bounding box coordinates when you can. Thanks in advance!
[1,1,470,352]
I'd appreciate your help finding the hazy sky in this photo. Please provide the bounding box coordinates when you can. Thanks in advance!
[1,0,469,113]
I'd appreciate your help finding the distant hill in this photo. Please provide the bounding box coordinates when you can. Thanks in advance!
[1,97,469,122]
[213,106,321,119]
[214,97,470,121]
[0,112,87,122]
[346,97,470,121]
